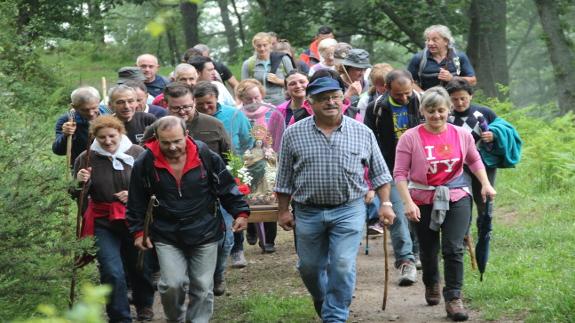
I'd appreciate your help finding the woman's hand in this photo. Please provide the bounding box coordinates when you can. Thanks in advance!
[481,131,494,143]
[481,184,497,203]
[266,73,283,85]
[364,190,375,204]
[344,81,362,98]
[114,190,129,204]
[76,167,92,182]
[404,200,421,222]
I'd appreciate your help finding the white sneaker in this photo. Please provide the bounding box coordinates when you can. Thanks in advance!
[398,261,417,286]
[367,222,384,235]
[231,250,247,268]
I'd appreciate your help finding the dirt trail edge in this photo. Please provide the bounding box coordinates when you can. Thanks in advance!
[148,229,485,322]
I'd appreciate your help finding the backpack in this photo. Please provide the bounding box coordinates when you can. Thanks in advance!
[417,48,461,82]
[247,52,296,77]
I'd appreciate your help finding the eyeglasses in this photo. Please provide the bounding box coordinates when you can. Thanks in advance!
[169,105,194,113]
[316,94,344,103]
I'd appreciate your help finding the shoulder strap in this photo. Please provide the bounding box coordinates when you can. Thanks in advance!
[195,139,219,196]
[418,49,428,82]
[372,94,386,130]
[270,52,294,74]
[247,56,256,77]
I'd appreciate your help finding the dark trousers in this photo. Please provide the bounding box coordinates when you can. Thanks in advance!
[247,222,277,246]
[95,224,155,322]
[470,167,497,229]
[415,196,471,301]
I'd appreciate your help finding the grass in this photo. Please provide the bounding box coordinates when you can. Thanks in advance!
[464,167,575,322]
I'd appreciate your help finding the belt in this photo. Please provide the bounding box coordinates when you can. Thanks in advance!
[301,201,348,209]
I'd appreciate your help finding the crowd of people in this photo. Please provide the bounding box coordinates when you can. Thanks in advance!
[53,24,522,323]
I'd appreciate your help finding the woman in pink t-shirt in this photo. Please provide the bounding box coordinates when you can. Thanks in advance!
[394,86,496,322]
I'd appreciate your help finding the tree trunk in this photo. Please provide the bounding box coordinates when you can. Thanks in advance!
[230,0,246,47]
[467,0,509,99]
[216,0,239,59]
[87,0,105,44]
[180,0,200,49]
[534,0,575,115]
[166,26,179,66]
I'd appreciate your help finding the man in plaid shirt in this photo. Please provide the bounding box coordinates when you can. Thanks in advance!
[274,77,396,322]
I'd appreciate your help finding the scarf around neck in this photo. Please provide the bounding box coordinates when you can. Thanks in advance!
[90,134,134,170]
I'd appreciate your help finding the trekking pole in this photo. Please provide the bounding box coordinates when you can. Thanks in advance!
[465,234,478,270]
[137,195,157,271]
[69,135,93,308]
[382,219,389,311]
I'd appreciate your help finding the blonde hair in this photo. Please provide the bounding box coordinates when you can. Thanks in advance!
[368,63,393,95]
[236,79,266,102]
[252,32,272,47]
[90,115,126,136]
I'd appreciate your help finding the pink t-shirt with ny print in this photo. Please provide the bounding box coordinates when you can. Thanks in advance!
[418,125,463,186]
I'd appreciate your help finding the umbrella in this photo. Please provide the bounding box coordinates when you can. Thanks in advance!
[475,196,493,281]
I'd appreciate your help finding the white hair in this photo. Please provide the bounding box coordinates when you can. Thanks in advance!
[174,63,197,77]
[70,86,100,106]
[424,25,455,46]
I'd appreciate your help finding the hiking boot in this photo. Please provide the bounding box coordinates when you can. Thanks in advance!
[445,298,469,321]
[213,277,226,296]
[398,261,417,286]
[313,300,323,319]
[262,243,276,254]
[231,250,247,268]
[246,233,258,245]
[367,221,384,235]
[136,306,154,321]
[425,283,441,305]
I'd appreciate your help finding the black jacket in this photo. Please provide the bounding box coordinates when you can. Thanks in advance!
[364,92,422,171]
[126,138,249,247]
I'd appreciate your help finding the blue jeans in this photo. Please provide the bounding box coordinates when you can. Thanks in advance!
[215,207,234,280]
[155,241,218,323]
[366,182,415,267]
[94,224,155,323]
[294,198,365,323]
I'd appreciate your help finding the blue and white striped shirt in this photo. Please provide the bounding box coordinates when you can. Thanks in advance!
[274,116,392,205]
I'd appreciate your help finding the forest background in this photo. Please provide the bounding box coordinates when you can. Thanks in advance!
[0,0,573,322]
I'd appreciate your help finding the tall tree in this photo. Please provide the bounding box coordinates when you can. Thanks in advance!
[216,0,239,59]
[467,0,509,98]
[180,0,200,48]
[534,0,575,115]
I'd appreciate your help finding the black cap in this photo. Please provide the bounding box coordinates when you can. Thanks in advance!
[317,26,333,35]
[117,67,146,84]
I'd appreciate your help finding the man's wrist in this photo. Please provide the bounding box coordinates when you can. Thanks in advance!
[381,201,393,207]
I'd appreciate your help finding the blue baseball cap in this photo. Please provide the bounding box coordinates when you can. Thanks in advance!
[306,77,343,96]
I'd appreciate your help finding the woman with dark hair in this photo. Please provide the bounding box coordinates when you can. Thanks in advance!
[74,115,154,322]
[407,25,477,91]
[276,70,309,126]
[394,86,495,321]
[288,69,363,124]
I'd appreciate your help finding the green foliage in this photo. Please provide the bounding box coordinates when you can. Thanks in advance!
[16,284,110,323]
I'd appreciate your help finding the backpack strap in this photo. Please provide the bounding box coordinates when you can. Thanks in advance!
[417,49,428,83]
[247,56,256,77]
[270,52,294,74]
[372,94,386,130]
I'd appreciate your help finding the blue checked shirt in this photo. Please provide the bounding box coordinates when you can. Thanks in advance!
[275,116,392,205]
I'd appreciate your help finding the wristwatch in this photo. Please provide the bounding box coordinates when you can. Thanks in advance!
[381,201,393,207]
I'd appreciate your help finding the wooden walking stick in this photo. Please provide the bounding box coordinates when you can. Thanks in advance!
[137,195,157,271]
[101,77,108,106]
[465,234,478,270]
[69,135,93,308]
[382,219,389,311]
[66,108,76,170]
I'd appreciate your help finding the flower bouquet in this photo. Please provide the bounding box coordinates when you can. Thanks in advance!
[225,152,252,196]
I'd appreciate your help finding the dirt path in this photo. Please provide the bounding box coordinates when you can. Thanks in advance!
[147,228,485,322]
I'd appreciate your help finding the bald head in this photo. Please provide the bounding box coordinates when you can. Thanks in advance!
[136,54,160,82]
